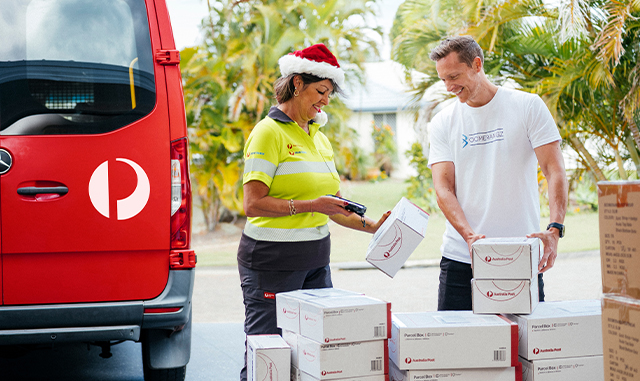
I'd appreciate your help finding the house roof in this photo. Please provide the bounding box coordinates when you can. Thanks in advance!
[342,60,426,113]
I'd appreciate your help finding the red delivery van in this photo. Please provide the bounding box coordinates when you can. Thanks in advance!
[0,0,195,380]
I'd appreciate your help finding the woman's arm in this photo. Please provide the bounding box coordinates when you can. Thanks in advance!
[243,180,351,218]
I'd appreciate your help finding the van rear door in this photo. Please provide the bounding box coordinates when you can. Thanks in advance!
[0,0,172,305]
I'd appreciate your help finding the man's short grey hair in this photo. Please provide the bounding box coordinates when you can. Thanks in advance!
[429,36,484,67]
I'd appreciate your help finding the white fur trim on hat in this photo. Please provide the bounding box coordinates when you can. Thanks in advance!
[278,55,345,89]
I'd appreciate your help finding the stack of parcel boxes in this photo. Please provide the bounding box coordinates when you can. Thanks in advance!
[276,288,392,381]
[598,180,640,381]
[388,238,540,381]
[472,238,603,381]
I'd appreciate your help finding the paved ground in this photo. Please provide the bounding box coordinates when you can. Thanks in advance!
[192,250,603,323]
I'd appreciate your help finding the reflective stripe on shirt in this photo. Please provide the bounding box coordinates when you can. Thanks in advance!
[275,161,337,176]
[244,222,330,242]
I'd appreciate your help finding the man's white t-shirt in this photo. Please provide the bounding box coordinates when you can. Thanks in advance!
[427,87,561,264]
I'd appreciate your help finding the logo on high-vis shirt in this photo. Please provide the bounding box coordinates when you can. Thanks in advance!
[89,158,150,220]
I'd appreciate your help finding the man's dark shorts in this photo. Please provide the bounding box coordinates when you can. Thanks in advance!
[437,256,545,311]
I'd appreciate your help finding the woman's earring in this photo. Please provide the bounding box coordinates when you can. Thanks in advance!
[294,88,300,97]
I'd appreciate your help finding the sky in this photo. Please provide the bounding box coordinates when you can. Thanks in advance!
[165,0,405,59]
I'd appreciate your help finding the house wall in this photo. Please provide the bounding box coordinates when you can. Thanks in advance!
[347,110,418,179]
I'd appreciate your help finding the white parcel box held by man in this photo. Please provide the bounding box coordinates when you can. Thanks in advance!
[366,197,430,278]
[472,237,541,279]
[472,278,539,314]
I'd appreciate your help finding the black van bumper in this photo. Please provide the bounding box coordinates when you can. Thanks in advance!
[0,269,194,346]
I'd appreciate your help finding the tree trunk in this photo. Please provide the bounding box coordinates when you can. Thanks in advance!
[625,135,640,177]
[629,117,640,154]
[613,141,629,180]
[568,135,607,182]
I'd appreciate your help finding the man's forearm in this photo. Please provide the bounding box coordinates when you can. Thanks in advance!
[547,169,568,225]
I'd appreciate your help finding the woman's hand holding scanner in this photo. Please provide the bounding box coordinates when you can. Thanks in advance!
[313,195,355,217]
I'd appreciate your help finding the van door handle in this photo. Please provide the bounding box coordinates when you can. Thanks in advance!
[17,186,69,196]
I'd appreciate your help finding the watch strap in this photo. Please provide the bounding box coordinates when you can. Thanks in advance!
[547,222,565,238]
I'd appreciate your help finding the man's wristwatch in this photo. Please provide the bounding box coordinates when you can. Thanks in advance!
[547,222,565,238]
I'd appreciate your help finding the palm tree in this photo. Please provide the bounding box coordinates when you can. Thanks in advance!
[391,0,640,181]
[182,0,382,230]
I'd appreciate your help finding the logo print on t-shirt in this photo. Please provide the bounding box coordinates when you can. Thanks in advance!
[462,128,504,148]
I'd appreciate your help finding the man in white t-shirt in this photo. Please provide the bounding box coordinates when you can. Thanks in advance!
[427,36,568,310]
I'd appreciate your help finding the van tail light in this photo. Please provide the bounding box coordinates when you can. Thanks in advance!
[170,139,193,265]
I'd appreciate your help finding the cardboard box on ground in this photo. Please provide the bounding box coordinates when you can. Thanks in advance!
[598,181,640,381]
[366,197,429,278]
[601,295,640,381]
[597,181,640,299]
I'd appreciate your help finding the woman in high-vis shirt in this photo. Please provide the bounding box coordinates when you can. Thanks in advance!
[238,44,391,381]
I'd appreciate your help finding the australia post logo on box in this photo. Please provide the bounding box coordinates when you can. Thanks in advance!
[476,280,527,302]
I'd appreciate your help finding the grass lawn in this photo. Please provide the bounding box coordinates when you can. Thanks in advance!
[193,179,601,266]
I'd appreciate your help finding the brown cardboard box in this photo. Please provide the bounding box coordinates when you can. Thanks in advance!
[601,295,640,381]
[597,181,640,299]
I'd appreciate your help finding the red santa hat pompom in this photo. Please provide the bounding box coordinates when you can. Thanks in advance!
[278,44,345,89]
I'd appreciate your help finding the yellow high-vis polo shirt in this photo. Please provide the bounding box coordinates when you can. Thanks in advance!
[243,107,340,242]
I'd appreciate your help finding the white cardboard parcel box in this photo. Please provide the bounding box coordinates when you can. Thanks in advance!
[389,311,518,370]
[247,334,291,381]
[503,299,603,361]
[299,295,391,344]
[520,355,603,381]
[276,288,363,333]
[389,360,522,381]
[300,371,389,381]
[282,329,300,368]
[297,335,387,380]
[472,237,541,279]
[366,197,429,278]
[472,278,539,315]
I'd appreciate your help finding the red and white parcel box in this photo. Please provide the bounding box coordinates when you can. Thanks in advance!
[299,295,391,344]
[247,334,291,381]
[389,360,522,381]
[520,355,603,381]
[366,197,429,278]
[472,278,539,314]
[504,299,602,361]
[472,237,541,279]
[276,288,363,334]
[389,311,518,370]
[297,335,388,380]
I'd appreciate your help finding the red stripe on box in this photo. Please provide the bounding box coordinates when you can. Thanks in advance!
[497,315,519,366]
[515,362,522,381]
[386,302,392,339]
[384,339,389,374]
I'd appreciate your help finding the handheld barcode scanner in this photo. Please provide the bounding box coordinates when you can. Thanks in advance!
[327,195,367,226]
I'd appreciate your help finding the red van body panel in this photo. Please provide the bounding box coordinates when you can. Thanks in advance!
[0,0,174,306]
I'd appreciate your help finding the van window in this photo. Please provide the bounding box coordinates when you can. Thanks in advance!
[0,0,155,135]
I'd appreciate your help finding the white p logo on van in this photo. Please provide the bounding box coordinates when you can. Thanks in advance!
[89,158,150,220]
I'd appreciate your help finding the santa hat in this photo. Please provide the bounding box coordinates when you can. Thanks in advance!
[278,44,345,89]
